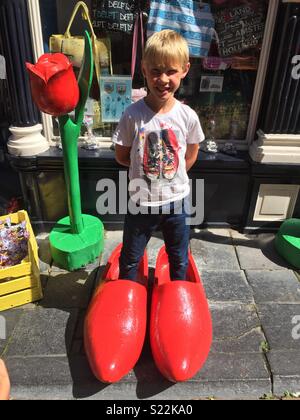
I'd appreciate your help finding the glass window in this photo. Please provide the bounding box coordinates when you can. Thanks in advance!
[177,0,269,142]
[39,0,269,145]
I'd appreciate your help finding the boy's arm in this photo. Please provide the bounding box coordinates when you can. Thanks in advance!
[185,144,200,172]
[115,144,131,167]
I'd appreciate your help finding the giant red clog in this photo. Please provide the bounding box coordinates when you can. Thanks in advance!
[150,246,212,382]
[84,244,148,383]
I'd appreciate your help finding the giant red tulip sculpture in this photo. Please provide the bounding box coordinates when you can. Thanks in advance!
[26,53,79,116]
[26,32,104,271]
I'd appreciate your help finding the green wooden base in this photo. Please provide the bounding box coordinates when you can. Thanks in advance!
[49,215,104,271]
[275,218,300,269]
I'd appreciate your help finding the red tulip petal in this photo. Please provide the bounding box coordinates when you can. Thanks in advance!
[35,53,72,83]
[26,52,78,116]
[25,62,46,83]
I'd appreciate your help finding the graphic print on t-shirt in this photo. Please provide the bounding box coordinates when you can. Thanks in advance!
[141,125,180,182]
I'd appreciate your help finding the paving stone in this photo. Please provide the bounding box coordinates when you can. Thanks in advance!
[6,356,75,400]
[194,351,270,381]
[257,303,300,351]
[202,271,254,303]
[212,328,266,355]
[6,307,79,356]
[191,239,240,270]
[41,270,97,309]
[236,238,293,270]
[246,271,300,303]
[147,234,164,267]
[36,234,52,274]
[6,354,110,400]
[100,230,123,266]
[0,308,24,356]
[7,351,271,400]
[122,354,269,400]
[210,303,265,353]
[267,351,300,396]
[79,352,271,400]
[4,332,272,400]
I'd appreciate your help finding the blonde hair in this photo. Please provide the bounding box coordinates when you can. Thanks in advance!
[143,30,189,68]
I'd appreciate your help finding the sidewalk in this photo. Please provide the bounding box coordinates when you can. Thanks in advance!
[1,227,300,400]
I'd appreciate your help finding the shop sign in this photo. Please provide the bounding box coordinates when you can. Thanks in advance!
[214,2,266,57]
[92,0,137,33]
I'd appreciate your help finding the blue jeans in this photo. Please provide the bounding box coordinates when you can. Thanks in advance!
[119,197,190,281]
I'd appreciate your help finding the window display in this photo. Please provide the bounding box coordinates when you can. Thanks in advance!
[39,0,269,144]
[177,0,269,141]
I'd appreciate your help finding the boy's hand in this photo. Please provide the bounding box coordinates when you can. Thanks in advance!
[115,145,131,167]
[185,144,200,171]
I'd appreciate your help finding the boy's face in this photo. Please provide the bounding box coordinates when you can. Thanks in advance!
[142,60,190,106]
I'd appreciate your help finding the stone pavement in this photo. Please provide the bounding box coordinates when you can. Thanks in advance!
[1,228,300,400]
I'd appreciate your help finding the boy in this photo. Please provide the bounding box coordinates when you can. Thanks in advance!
[113,30,205,281]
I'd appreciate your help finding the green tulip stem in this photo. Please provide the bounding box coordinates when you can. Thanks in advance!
[59,116,83,234]
[50,31,104,271]
[58,31,93,234]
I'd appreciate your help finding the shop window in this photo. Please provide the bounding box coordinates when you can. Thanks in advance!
[178,0,269,142]
[39,0,269,145]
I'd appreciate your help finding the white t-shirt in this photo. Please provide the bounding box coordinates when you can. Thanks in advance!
[112,99,205,207]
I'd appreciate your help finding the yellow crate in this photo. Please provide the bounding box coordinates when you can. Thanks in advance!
[0,210,43,311]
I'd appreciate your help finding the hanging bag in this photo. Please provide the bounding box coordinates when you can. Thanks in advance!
[147,0,216,58]
[131,11,147,103]
[49,1,112,82]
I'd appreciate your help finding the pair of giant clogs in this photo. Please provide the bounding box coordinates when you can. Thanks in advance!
[84,244,212,383]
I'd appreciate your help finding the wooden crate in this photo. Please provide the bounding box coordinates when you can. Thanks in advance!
[0,210,43,311]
